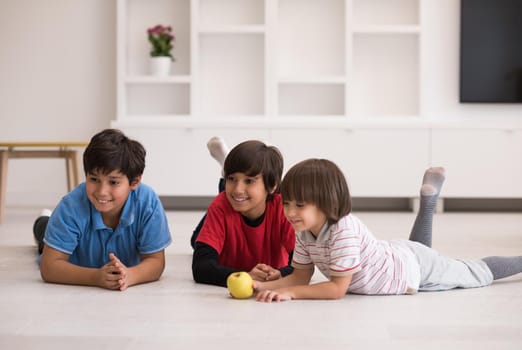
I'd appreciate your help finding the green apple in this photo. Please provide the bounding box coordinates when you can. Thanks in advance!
[226,271,254,299]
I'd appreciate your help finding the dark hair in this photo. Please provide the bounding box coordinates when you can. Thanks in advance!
[83,129,145,184]
[281,158,352,225]
[223,140,284,200]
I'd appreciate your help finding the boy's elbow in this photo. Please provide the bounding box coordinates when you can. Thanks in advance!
[39,269,48,282]
[192,270,201,283]
[191,262,204,284]
[191,266,210,285]
[39,265,54,283]
[150,268,164,282]
[39,258,49,281]
[325,287,347,300]
[331,283,349,300]
[156,261,166,278]
[333,291,346,300]
[192,270,211,285]
[191,262,226,287]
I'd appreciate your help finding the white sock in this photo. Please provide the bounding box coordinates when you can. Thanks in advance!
[420,167,446,196]
[40,208,52,217]
[207,136,229,168]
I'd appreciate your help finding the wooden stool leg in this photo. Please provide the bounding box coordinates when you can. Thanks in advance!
[0,150,8,224]
[65,150,81,192]
[65,151,74,192]
[71,150,81,189]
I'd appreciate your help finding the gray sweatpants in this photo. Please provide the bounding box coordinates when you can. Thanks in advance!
[399,240,494,292]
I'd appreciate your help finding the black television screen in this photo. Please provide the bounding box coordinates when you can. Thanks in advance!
[460,0,522,103]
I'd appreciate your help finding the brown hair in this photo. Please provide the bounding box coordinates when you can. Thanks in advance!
[223,140,284,199]
[281,158,352,225]
[83,129,145,184]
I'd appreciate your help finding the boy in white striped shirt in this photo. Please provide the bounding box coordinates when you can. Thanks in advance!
[255,159,522,302]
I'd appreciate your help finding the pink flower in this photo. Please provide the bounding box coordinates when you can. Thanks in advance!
[147,24,175,61]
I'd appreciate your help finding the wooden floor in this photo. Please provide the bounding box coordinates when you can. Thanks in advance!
[0,207,521,349]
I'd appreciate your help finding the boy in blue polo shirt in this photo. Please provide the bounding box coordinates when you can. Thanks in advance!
[32,129,172,291]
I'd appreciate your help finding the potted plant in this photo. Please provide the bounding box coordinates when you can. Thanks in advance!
[147,25,175,76]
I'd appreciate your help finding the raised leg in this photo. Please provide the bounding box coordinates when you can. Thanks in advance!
[408,167,446,247]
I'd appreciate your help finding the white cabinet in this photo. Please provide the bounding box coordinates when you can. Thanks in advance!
[114,0,426,199]
[124,127,271,196]
[112,1,522,202]
[272,128,430,197]
[128,126,431,198]
[431,129,522,198]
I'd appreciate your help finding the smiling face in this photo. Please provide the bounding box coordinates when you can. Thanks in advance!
[283,200,327,237]
[225,172,271,221]
[85,169,140,227]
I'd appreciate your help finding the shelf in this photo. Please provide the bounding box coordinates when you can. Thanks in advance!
[125,75,192,84]
[278,76,345,84]
[111,116,446,129]
[353,25,420,34]
[112,116,522,131]
[198,25,265,34]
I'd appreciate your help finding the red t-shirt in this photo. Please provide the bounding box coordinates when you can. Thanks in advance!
[196,192,295,271]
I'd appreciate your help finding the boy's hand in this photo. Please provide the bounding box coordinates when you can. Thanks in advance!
[253,279,293,302]
[250,263,281,281]
[252,280,265,292]
[255,288,293,303]
[256,288,293,303]
[108,253,130,291]
[98,253,129,291]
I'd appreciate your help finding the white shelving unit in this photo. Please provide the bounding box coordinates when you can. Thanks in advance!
[114,0,522,201]
[113,0,427,197]
[116,0,421,124]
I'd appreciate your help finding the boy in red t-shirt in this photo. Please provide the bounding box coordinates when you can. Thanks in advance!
[191,138,295,287]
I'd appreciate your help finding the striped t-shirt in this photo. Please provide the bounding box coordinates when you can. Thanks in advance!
[292,214,419,295]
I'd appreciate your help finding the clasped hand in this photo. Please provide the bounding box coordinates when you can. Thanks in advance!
[100,253,129,291]
[249,263,281,281]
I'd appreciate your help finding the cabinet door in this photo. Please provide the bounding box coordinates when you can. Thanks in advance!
[122,128,271,196]
[431,129,522,198]
[271,128,430,197]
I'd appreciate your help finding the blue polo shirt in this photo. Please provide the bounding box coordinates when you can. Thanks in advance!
[43,182,172,268]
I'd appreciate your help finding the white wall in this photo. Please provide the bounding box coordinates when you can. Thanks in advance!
[0,0,116,207]
[0,0,521,208]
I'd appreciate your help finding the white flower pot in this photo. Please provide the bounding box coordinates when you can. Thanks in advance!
[149,56,171,76]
